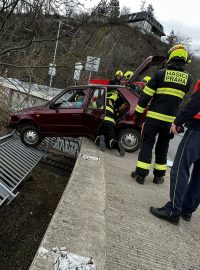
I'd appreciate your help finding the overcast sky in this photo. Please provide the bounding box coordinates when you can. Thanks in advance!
[84,0,200,51]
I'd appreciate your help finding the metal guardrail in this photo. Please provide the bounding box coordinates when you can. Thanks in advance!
[0,132,81,205]
[0,135,45,205]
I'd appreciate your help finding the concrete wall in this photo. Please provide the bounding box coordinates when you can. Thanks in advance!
[29,138,106,270]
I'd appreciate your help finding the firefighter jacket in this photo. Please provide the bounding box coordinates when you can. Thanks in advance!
[174,80,200,131]
[109,77,121,85]
[104,93,118,124]
[135,66,192,128]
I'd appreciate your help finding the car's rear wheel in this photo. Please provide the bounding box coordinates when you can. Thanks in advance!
[20,126,42,147]
[118,128,141,152]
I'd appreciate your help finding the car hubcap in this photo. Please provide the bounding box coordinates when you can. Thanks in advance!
[24,130,38,145]
[121,133,138,150]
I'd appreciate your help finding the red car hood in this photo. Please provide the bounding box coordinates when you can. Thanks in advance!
[14,104,47,114]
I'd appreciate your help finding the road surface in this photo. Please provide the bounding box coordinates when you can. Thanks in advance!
[168,134,183,161]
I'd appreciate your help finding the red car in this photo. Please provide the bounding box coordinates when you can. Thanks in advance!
[8,56,166,152]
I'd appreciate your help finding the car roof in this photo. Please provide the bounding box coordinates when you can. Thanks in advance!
[69,84,127,89]
[68,84,139,97]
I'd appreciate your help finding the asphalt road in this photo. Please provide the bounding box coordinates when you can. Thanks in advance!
[168,134,183,161]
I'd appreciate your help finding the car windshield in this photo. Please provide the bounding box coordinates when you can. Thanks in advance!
[53,89,86,109]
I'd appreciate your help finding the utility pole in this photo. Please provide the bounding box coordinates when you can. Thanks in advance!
[88,70,92,83]
[49,21,61,88]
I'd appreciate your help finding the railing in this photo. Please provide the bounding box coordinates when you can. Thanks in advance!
[0,134,45,205]
[0,132,81,205]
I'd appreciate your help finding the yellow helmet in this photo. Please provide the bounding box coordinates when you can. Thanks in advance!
[143,76,151,83]
[168,44,188,62]
[115,70,123,77]
[124,71,134,79]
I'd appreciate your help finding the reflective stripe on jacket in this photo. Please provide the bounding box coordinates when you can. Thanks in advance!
[135,67,192,127]
[104,94,118,124]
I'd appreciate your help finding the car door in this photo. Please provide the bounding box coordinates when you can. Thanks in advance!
[83,87,106,137]
[40,88,90,136]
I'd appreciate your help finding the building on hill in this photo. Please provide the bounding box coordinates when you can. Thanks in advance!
[120,11,165,38]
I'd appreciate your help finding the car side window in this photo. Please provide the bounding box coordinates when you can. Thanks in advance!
[54,90,86,109]
[88,88,105,109]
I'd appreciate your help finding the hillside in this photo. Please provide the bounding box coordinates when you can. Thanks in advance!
[73,24,168,83]
[0,23,168,88]
[1,21,199,90]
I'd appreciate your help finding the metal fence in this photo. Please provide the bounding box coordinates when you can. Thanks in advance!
[0,131,81,206]
[0,134,45,205]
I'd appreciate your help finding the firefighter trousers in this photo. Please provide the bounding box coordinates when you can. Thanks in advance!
[165,129,200,216]
[135,123,171,177]
[96,120,119,149]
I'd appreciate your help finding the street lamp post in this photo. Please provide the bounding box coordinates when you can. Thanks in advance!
[49,21,62,87]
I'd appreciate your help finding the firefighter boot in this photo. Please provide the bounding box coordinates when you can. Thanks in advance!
[153,176,164,184]
[150,207,180,225]
[116,142,125,157]
[181,212,192,221]
[99,135,106,152]
[131,171,146,185]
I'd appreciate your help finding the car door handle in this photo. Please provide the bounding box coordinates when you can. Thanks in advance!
[72,113,81,116]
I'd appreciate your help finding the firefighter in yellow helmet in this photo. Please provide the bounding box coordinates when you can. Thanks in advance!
[109,70,123,85]
[131,44,192,185]
[95,88,125,156]
[143,76,151,84]
[124,71,134,80]
[167,44,190,63]
[140,76,152,90]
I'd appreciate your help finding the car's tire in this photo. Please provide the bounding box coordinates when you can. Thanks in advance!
[118,128,141,153]
[20,126,42,147]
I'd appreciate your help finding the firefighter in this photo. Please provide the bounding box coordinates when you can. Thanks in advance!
[109,70,123,85]
[139,76,152,90]
[124,71,134,81]
[95,90,125,156]
[143,76,151,84]
[131,44,192,185]
[121,70,134,86]
[150,80,200,225]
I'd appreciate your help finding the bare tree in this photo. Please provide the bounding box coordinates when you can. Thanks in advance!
[147,3,154,17]
[96,0,108,18]
[165,30,179,47]
[120,6,130,16]
[0,0,93,57]
[0,0,106,87]
[140,0,146,11]
[0,86,11,131]
[164,30,192,52]
[108,0,120,22]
